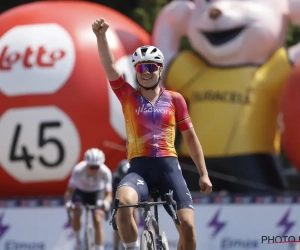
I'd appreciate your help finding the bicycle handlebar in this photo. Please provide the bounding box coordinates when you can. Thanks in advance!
[66,205,100,220]
[67,204,109,223]
[72,204,102,210]
[109,191,181,231]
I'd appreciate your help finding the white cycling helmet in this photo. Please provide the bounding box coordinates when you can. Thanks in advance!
[132,45,164,67]
[84,148,105,166]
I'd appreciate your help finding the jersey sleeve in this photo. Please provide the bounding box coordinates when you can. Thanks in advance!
[173,92,194,131]
[109,75,135,102]
[68,168,77,188]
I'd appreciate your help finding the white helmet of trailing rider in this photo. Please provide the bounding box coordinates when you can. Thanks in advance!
[84,148,105,166]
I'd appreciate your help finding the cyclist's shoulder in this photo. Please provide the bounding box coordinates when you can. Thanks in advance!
[163,89,185,101]
[101,164,112,176]
[73,161,87,172]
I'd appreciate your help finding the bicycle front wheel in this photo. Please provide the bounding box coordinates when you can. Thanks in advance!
[85,226,93,250]
[160,231,169,250]
[140,230,154,250]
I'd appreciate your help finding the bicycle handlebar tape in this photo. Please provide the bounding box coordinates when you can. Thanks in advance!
[112,198,120,212]
[112,216,118,231]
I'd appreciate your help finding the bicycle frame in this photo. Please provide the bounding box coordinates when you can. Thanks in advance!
[83,205,95,250]
[143,199,164,249]
[109,190,181,250]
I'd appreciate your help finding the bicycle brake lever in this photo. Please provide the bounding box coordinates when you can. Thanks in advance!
[164,192,176,207]
[109,198,119,231]
[164,193,181,225]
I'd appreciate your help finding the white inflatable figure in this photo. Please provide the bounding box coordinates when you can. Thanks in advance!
[152,0,300,192]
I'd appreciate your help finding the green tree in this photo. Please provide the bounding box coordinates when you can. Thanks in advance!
[286,24,300,47]
[130,0,193,51]
[131,0,171,33]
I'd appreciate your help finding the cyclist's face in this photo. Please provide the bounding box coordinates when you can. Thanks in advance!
[87,165,99,176]
[135,62,162,87]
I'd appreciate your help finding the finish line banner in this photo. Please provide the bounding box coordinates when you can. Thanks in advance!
[0,196,300,250]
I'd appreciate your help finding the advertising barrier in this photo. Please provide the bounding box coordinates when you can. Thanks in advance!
[0,195,300,250]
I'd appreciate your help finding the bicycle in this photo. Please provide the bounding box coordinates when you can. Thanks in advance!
[67,204,107,250]
[109,189,181,250]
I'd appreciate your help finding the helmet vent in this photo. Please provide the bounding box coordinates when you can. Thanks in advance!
[150,48,157,54]
[141,48,147,56]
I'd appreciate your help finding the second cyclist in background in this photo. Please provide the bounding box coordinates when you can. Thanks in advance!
[64,148,113,250]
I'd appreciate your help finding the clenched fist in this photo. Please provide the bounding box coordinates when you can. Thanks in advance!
[199,174,213,194]
[92,18,109,37]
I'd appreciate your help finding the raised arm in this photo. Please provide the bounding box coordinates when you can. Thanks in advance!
[92,18,121,81]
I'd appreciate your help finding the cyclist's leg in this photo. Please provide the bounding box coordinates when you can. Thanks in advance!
[175,209,195,250]
[133,208,141,248]
[115,159,149,250]
[90,190,105,250]
[159,157,196,250]
[71,189,84,245]
[113,230,122,250]
[112,183,123,250]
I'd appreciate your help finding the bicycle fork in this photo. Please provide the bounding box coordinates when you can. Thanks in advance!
[85,208,93,250]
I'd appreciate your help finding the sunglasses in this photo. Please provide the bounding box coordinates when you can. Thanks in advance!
[135,63,160,73]
[88,165,100,170]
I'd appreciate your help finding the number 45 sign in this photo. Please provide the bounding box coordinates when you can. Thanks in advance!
[0,106,81,182]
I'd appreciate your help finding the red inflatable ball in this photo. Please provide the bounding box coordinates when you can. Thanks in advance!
[279,64,300,172]
[0,1,150,197]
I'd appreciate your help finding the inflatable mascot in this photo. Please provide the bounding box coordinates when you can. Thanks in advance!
[0,1,150,197]
[152,0,300,192]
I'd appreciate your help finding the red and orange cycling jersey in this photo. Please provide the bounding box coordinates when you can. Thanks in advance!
[110,76,193,160]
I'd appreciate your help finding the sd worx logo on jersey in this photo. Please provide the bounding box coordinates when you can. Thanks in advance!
[135,104,173,116]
